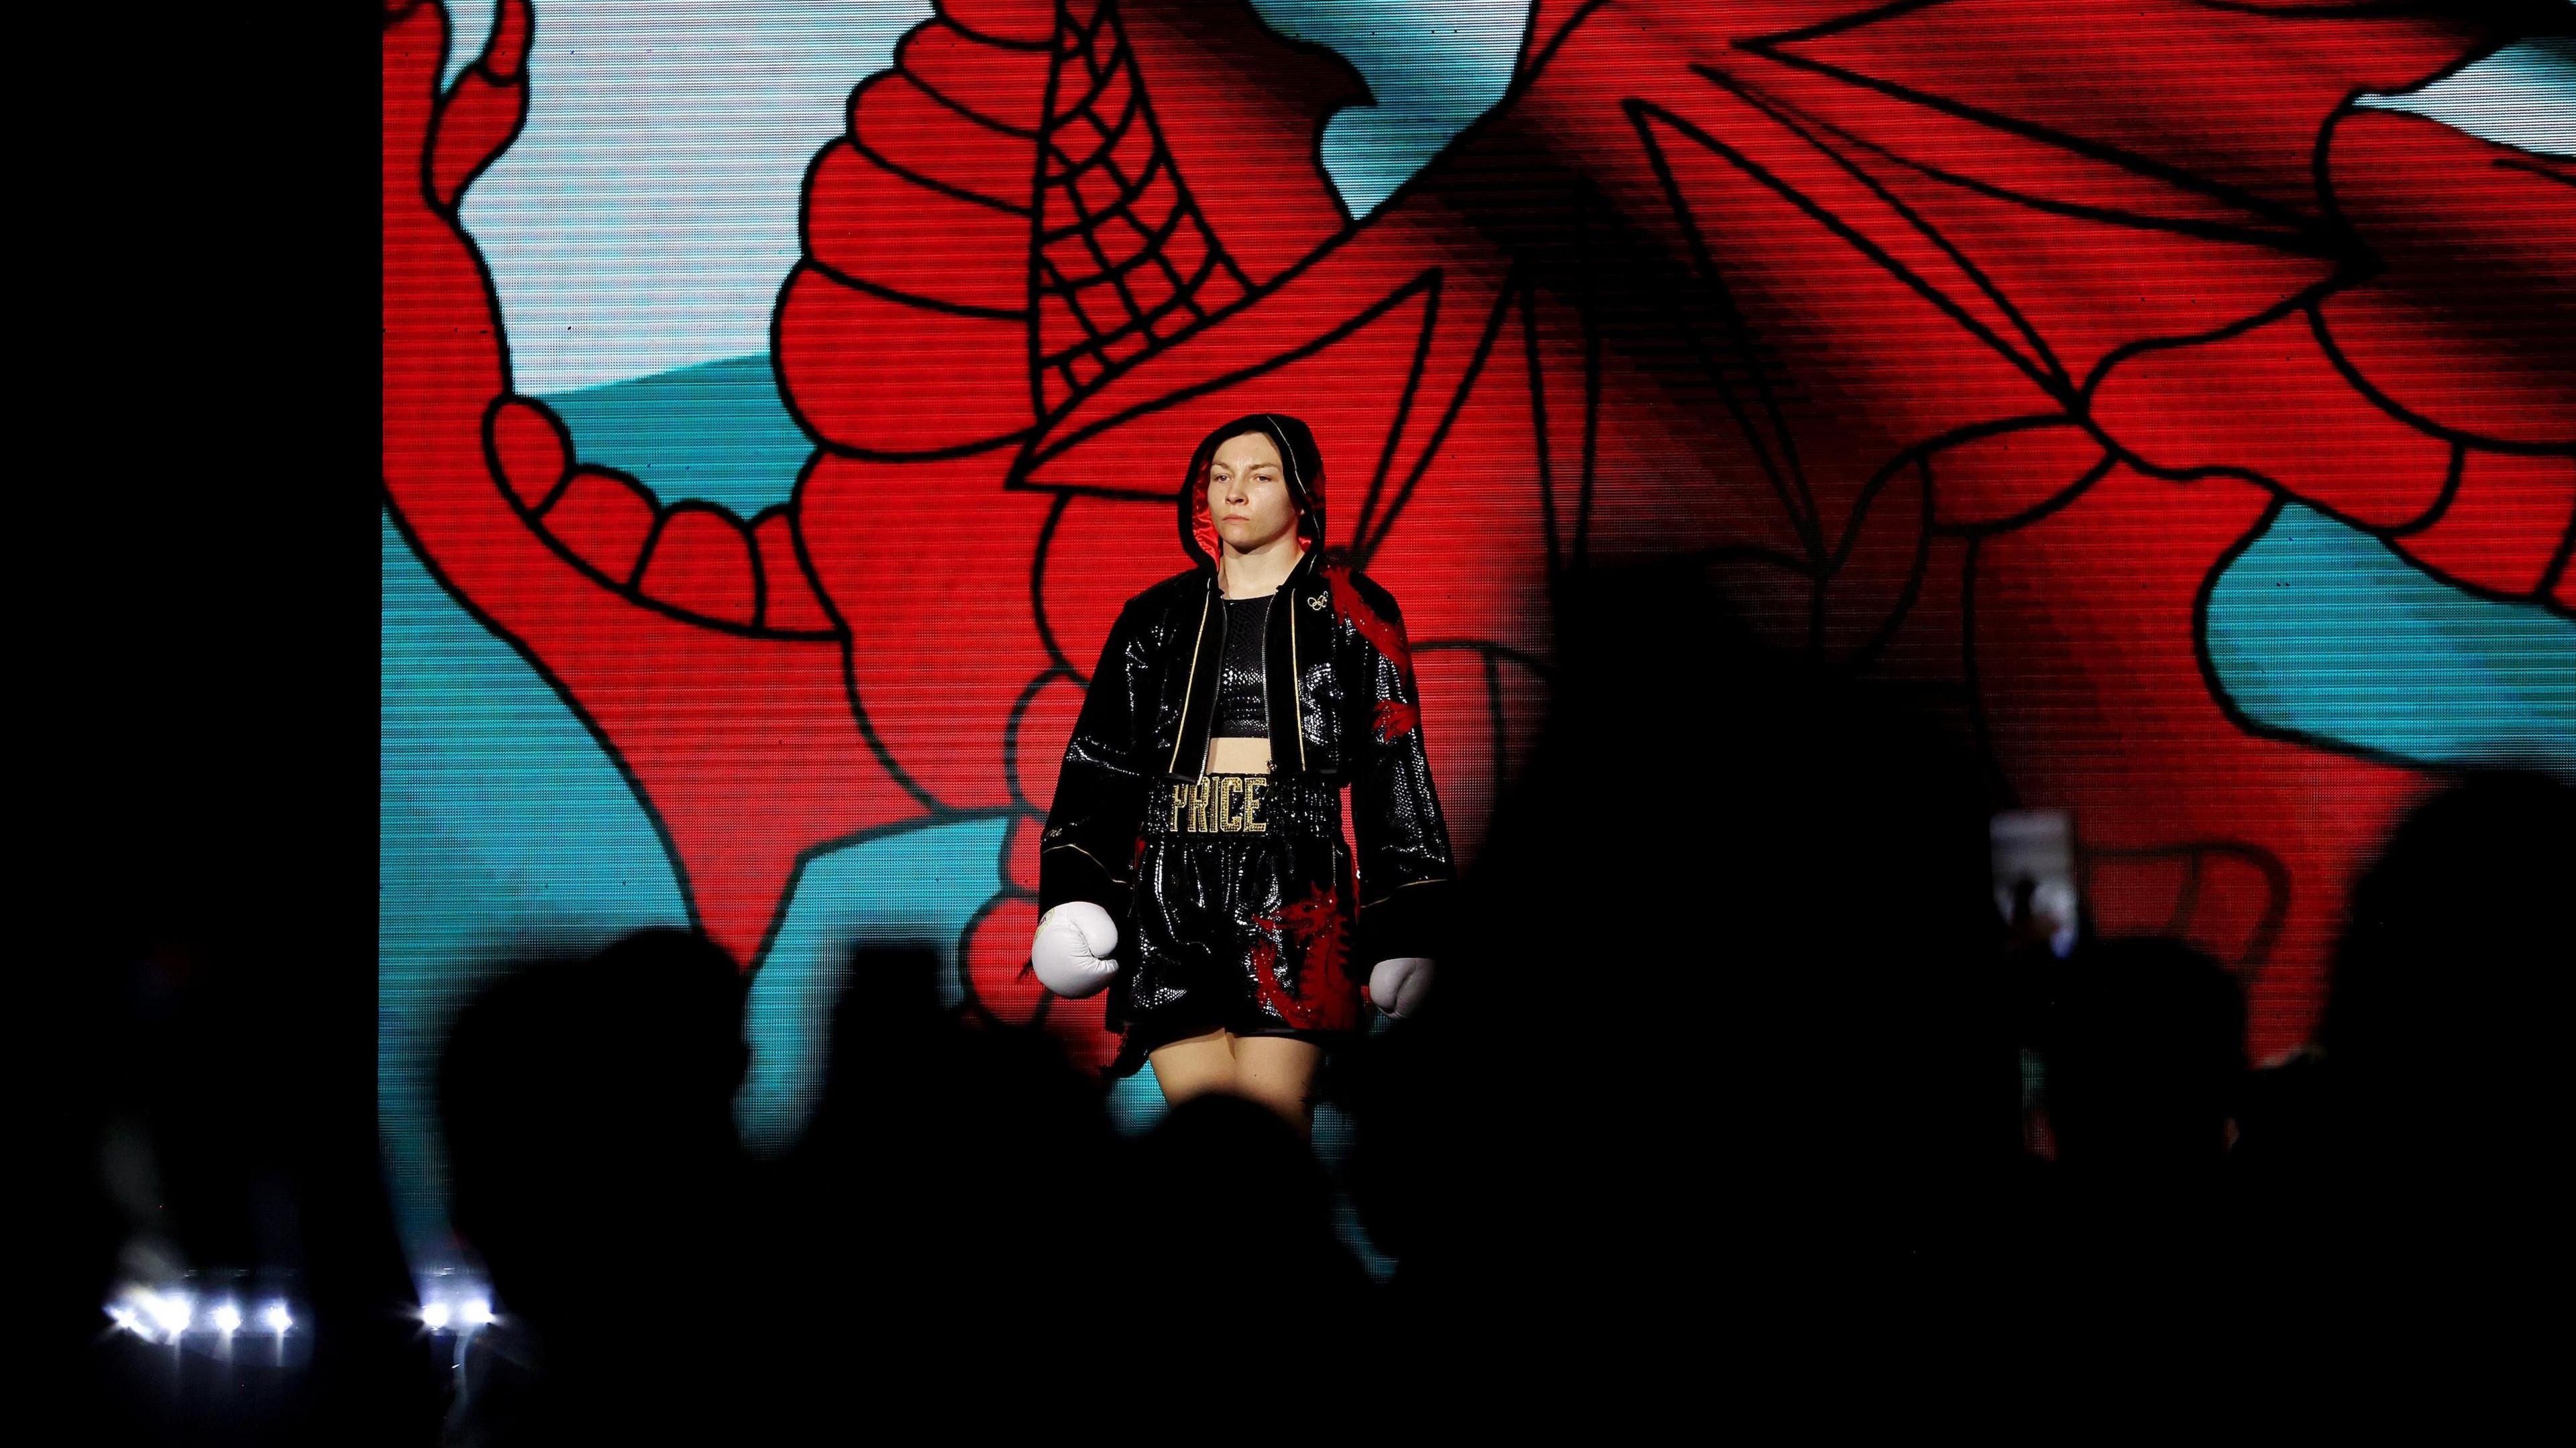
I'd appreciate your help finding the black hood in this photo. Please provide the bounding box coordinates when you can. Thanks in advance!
[1179,412,1326,572]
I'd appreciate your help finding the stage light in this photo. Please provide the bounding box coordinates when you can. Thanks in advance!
[422,1300,451,1331]
[109,1304,144,1335]
[264,1302,292,1333]
[460,1298,495,1327]
[213,1303,243,1334]
[148,1294,192,1335]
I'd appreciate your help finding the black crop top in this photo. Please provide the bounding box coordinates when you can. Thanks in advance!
[1212,594,1271,738]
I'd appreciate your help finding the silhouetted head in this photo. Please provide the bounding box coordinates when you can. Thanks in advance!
[774,940,1117,1366]
[1130,1094,1360,1298]
[1424,559,2012,1286]
[2320,768,2574,1141]
[1535,561,2002,1115]
[2044,937,2245,1174]
[817,940,947,1088]
[437,928,749,1337]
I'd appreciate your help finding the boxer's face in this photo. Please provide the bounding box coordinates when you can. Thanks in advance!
[1208,431,1299,554]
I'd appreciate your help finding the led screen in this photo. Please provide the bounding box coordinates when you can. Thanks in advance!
[384,1,2574,1272]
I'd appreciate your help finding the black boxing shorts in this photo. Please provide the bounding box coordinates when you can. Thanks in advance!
[1107,771,1364,1072]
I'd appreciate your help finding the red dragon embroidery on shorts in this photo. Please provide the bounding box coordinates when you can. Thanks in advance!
[1248,883,1358,1032]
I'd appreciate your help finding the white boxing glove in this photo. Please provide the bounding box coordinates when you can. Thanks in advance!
[1030,901,1121,999]
[1367,956,1435,1020]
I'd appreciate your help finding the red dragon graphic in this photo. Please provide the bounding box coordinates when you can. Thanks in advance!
[1249,883,1359,1032]
[384,0,2571,1068]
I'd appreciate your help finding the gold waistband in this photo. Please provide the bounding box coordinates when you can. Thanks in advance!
[1145,773,1336,838]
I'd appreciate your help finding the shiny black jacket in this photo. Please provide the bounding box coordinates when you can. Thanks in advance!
[1038,413,1456,968]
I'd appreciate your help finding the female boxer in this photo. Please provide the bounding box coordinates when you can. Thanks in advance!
[1028,413,1456,1129]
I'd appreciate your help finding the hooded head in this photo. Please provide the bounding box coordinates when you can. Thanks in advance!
[1180,412,1326,573]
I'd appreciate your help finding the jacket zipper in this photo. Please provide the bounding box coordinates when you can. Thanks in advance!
[1287,572,1307,773]
[1253,587,1272,773]
[1263,412,1316,777]
[1167,583,1212,777]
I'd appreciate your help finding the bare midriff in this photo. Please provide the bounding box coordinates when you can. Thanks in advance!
[1204,736,1272,775]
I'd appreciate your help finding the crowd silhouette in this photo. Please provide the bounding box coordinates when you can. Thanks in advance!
[80,563,2574,1438]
